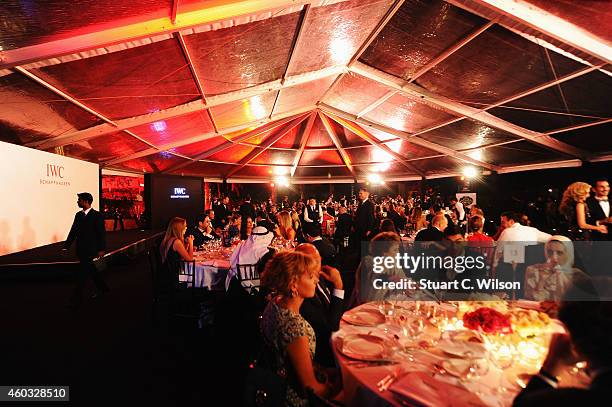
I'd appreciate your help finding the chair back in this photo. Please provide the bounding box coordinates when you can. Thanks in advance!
[236,263,260,290]
[177,259,197,288]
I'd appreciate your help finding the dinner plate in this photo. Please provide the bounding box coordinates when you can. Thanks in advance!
[338,334,390,361]
[342,309,386,326]
[438,334,487,359]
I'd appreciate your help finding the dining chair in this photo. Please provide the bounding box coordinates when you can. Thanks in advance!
[236,263,261,292]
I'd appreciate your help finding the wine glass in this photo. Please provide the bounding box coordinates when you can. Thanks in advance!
[398,314,425,358]
[487,336,514,393]
[461,351,490,396]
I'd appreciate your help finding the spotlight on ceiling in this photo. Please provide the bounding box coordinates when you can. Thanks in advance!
[462,166,478,179]
[276,176,290,187]
[367,173,384,185]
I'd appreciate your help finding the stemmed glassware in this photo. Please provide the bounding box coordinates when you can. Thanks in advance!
[487,334,514,393]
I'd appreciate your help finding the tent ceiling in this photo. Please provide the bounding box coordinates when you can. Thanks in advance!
[0,0,610,183]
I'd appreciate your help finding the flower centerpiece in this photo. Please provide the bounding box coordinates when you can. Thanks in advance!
[462,307,513,335]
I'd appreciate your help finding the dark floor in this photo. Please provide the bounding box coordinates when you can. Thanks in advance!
[0,254,248,406]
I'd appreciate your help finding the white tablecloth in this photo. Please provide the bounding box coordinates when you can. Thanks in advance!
[333,301,586,407]
[179,258,230,290]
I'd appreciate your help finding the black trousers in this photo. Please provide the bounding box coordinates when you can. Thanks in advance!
[71,257,109,305]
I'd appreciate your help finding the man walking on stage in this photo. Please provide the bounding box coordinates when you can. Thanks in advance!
[62,192,109,309]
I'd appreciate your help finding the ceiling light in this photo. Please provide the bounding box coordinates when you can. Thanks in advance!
[462,166,478,179]
[275,176,289,187]
[368,173,383,185]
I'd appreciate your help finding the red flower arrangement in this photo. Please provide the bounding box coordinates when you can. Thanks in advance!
[462,307,513,334]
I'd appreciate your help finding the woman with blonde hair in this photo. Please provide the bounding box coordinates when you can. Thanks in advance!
[259,251,341,406]
[158,217,194,295]
[559,182,607,240]
[160,217,194,264]
[276,210,296,241]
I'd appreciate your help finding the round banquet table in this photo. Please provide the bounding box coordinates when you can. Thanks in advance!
[332,301,588,407]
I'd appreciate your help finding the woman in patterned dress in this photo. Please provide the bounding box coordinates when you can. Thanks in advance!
[260,251,340,406]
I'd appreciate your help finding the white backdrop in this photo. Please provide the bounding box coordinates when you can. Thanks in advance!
[0,141,99,256]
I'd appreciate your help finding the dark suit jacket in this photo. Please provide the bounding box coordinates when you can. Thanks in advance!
[586,196,609,240]
[312,238,336,268]
[64,209,106,260]
[213,203,230,228]
[189,227,216,247]
[513,370,612,407]
[300,282,344,367]
[354,199,375,239]
[334,213,353,238]
[414,226,444,242]
[239,202,256,222]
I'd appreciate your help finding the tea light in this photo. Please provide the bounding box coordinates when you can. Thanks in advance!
[517,341,544,364]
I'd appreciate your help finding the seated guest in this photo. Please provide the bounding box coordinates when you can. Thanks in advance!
[255,210,275,233]
[228,214,241,239]
[159,217,194,293]
[513,278,612,407]
[260,252,341,405]
[226,226,274,292]
[333,206,352,244]
[380,218,397,234]
[415,214,447,241]
[241,216,254,240]
[524,236,588,302]
[276,210,296,241]
[349,232,403,307]
[190,215,218,247]
[467,216,493,244]
[303,223,336,268]
[295,244,345,368]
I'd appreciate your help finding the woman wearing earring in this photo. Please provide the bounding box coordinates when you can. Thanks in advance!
[260,251,341,406]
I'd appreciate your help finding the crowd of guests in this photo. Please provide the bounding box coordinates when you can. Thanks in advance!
[153,179,612,406]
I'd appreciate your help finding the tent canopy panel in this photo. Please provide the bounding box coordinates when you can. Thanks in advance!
[322,72,392,115]
[299,149,346,166]
[58,132,151,163]
[489,69,612,132]
[115,152,189,173]
[128,110,215,146]
[363,92,458,133]
[415,24,587,106]
[0,0,172,51]
[553,122,612,154]
[359,0,487,80]
[275,76,338,116]
[286,0,394,76]
[209,92,277,129]
[480,140,566,166]
[170,136,230,158]
[31,38,200,120]
[416,118,518,151]
[184,12,301,96]
[0,72,102,144]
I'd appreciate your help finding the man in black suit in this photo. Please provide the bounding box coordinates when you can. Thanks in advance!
[513,278,612,407]
[304,223,336,268]
[586,178,610,241]
[213,196,231,229]
[354,187,375,243]
[62,192,109,309]
[296,243,345,367]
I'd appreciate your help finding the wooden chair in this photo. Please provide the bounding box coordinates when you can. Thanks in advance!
[236,263,261,293]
